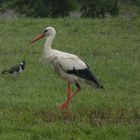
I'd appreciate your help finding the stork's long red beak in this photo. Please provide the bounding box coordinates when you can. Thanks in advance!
[30,32,45,44]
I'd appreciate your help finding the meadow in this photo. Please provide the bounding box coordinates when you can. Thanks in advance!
[0,17,140,140]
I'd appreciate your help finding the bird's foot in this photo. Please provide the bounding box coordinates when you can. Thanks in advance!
[59,101,70,112]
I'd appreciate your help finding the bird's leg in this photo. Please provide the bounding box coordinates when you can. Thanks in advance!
[13,73,18,79]
[60,80,71,110]
[70,83,81,99]
[60,82,81,110]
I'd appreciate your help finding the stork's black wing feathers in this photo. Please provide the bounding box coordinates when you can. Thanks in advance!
[67,68,104,89]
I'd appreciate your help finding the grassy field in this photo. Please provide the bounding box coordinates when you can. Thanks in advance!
[0,17,140,140]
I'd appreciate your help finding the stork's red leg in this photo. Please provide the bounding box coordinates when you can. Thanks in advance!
[60,80,71,110]
[60,82,81,110]
[70,83,81,98]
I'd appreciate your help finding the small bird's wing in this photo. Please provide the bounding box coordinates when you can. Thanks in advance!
[7,65,20,74]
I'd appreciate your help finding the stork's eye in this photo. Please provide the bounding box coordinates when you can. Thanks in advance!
[44,29,48,33]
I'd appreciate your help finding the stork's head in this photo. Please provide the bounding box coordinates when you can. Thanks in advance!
[30,26,56,44]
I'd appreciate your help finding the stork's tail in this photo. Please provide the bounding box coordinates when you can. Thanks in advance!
[67,68,104,89]
[86,79,104,89]
[1,70,8,74]
[83,69,104,89]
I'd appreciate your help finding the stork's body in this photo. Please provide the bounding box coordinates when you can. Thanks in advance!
[31,27,103,110]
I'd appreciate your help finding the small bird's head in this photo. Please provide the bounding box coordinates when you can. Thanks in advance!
[30,26,56,44]
[20,60,25,66]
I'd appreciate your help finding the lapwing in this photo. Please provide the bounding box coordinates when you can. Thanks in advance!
[1,60,25,78]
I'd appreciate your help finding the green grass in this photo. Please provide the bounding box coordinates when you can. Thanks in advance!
[0,17,140,140]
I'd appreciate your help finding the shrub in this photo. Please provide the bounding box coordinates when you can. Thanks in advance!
[79,0,119,18]
[0,0,77,17]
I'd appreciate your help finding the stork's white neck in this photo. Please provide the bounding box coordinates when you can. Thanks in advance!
[42,35,54,57]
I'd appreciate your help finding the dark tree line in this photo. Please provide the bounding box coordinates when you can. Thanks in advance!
[79,0,119,18]
[0,0,75,17]
[0,0,140,18]
[121,0,140,6]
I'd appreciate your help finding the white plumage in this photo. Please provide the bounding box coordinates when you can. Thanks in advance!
[30,26,103,111]
[49,50,87,81]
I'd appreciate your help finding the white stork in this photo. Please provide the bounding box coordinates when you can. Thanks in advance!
[30,27,104,110]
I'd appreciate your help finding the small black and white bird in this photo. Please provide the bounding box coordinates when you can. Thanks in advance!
[1,60,25,78]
